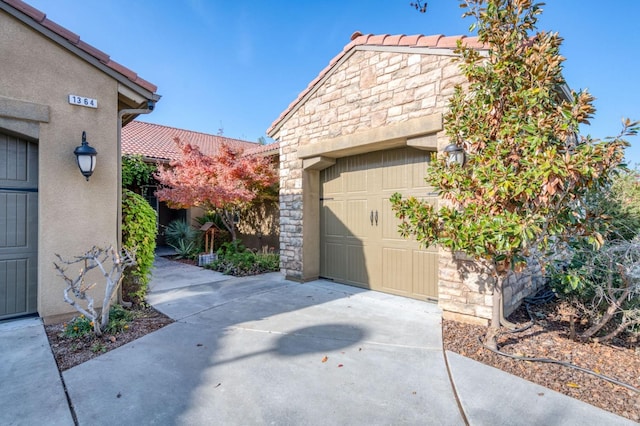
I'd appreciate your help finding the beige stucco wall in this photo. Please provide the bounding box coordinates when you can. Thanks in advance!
[1,11,121,322]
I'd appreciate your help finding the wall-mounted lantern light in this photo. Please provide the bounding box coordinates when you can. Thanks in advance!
[443,143,465,167]
[74,131,97,181]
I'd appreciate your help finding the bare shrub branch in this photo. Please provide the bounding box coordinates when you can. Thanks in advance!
[54,246,135,336]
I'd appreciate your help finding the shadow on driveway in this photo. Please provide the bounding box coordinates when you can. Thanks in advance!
[62,259,458,425]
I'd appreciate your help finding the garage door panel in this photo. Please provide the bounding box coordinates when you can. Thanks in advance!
[346,199,369,238]
[379,197,437,251]
[381,247,412,295]
[321,242,347,280]
[0,136,28,181]
[345,155,370,193]
[1,259,28,316]
[412,251,439,299]
[381,197,406,241]
[321,161,344,194]
[346,244,369,286]
[410,151,434,189]
[381,149,408,191]
[320,147,438,300]
[0,193,28,248]
[322,201,346,237]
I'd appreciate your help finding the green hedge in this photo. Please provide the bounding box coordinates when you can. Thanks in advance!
[122,189,157,303]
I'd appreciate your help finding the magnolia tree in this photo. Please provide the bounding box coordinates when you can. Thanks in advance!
[391,0,636,348]
[155,138,278,240]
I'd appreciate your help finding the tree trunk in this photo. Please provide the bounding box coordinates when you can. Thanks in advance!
[220,210,237,241]
[484,273,504,350]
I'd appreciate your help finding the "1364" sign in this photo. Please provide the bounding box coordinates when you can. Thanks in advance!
[68,95,98,109]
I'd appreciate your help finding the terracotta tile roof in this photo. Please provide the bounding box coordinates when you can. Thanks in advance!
[267,32,484,136]
[244,141,280,157]
[122,121,263,162]
[1,0,157,94]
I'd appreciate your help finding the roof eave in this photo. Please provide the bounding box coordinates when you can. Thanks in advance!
[0,0,161,107]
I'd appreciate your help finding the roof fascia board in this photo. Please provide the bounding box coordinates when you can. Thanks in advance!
[0,3,158,101]
[118,84,149,106]
[140,156,170,164]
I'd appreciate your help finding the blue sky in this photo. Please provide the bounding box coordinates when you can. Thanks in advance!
[26,0,639,165]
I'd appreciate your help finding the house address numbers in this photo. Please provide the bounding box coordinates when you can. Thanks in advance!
[68,94,98,109]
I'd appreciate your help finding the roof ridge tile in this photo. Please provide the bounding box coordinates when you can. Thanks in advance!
[383,34,404,46]
[437,34,466,48]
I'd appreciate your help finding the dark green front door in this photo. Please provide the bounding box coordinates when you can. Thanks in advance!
[0,132,38,320]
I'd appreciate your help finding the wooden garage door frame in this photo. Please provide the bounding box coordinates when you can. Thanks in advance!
[319,147,439,300]
[0,132,38,319]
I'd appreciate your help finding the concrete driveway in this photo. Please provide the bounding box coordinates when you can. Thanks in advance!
[65,257,461,425]
[1,256,633,425]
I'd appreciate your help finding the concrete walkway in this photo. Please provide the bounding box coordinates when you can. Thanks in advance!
[0,256,634,425]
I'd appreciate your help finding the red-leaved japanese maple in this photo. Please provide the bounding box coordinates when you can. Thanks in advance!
[155,138,277,241]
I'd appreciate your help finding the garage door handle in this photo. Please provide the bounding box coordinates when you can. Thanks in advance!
[375,210,378,226]
[370,210,374,226]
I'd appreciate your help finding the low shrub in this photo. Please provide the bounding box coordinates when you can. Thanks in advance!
[63,305,134,338]
[63,314,94,338]
[172,239,199,260]
[207,240,279,276]
[165,220,198,248]
[104,304,134,334]
[256,252,280,271]
[548,235,640,342]
[165,220,202,259]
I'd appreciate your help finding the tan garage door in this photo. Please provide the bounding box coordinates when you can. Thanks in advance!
[320,147,438,300]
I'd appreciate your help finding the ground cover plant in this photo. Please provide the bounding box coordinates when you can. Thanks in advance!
[207,240,279,276]
[46,304,172,371]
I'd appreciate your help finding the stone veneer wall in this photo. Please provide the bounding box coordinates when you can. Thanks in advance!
[439,252,545,325]
[275,46,544,324]
[278,49,462,277]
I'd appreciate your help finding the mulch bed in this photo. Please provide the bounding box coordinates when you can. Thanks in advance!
[45,305,173,371]
[443,300,640,422]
